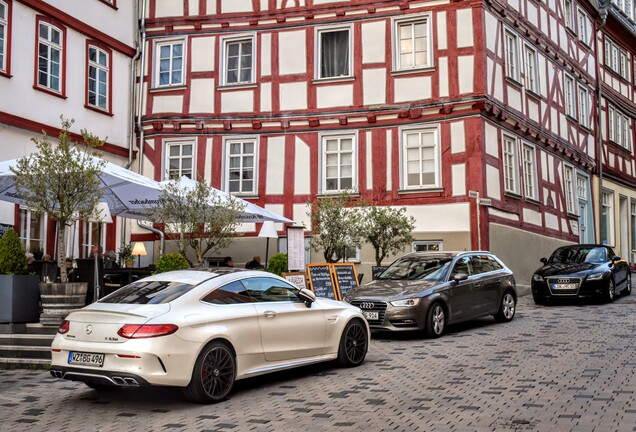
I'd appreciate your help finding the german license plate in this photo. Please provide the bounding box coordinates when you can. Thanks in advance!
[362,311,379,320]
[68,351,105,367]
[552,283,577,290]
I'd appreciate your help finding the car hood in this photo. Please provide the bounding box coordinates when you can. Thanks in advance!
[346,279,438,300]
[536,262,601,277]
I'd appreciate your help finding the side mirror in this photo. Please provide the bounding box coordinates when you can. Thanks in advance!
[612,256,621,262]
[298,288,316,307]
[453,273,468,283]
[540,257,547,264]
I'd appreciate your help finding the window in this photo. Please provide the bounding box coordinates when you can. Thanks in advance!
[81,221,104,258]
[321,133,356,193]
[0,0,9,74]
[576,175,587,200]
[522,143,537,200]
[450,256,473,278]
[564,0,575,30]
[412,241,442,252]
[601,191,614,245]
[394,16,430,70]
[502,135,520,194]
[19,208,45,253]
[331,244,360,263]
[401,127,440,189]
[202,281,253,304]
[86,44,110,112]
[225,138,257,195]
[317,27,351,79]
[609,105,632,150]
[631,201,636,251]
[565,74,576,118]
[164,140,195,180]
[471,255,495,275]
[155,39,184,87]
[578,85,588,127]
[605,37,629,80]
[504,30,519,81]
[564,165,575,214]
[37,20,64,93]
[524,45,538,93]
[240,277,301,302]
[577,9,589,44]
[221,35,254,85]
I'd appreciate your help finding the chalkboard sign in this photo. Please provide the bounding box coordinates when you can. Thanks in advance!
[282,272,307,290]
[332,263,359,299]
[372,266,388,280]
[306,264,337,300]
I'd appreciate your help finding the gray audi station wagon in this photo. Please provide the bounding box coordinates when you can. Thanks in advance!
[344,251,517,337]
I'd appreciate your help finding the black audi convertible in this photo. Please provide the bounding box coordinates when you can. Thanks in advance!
[531,244,632,304]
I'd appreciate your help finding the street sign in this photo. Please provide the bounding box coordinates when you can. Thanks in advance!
[468,190,479,198]
[478,198,492,206]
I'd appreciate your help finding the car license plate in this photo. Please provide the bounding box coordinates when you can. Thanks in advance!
[68,351,105,367]
[362,311,379,320]
[552,283,577,290]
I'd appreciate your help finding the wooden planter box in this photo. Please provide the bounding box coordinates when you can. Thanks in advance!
[0,274,41,324]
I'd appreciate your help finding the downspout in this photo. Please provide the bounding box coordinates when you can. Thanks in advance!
[126,0,141,170]
[596,4,609,244]
[136,0,148,176]
[137,220,165,257]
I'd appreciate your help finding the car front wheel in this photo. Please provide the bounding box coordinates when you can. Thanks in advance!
[337,319,368,367]
[604,278,616,303]
[621,273,632,296]
[425,302,446,338]
[183,342,236,404]
[494,291,516,323]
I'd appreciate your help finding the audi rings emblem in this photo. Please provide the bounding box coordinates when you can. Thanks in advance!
[360,302,375,310]
[85,324,93,335]
[556,278,570,284]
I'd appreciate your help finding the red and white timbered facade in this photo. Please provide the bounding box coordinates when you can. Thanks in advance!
[135,0,635,282]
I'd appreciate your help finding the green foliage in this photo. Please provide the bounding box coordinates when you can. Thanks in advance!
[154,253,190,274]
[0,229,27,275]
[267,253,288,276]
[360,205,416,266]
[307,192,364,263]
[151,177,245,267]
[31,246,44,261]
[117,243,133,264]
[10,116,105,282]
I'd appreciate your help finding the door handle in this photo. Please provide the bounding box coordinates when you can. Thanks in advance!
[263,311,276,318]
[473,283,482,288]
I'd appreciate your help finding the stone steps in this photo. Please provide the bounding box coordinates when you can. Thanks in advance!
[0,323,56,369]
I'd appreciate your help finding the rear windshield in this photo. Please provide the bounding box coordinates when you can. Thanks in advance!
[548,247,606,264]
[378,257,454,282]
[99,280,196,304]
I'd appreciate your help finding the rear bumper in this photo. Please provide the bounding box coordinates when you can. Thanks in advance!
[49,366,151,387]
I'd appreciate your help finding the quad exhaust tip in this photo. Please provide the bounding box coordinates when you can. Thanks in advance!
[50,370,139,387]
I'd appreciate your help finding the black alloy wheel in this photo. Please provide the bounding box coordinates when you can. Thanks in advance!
[425,302,446,338]
[183,342,236,403]
[621,273,632,296]
[337,319,368,367]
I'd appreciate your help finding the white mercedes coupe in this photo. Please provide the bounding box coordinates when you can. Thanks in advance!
[50,269,369,403]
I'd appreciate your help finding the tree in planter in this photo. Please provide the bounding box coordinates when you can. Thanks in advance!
[307,192,364,263]
[151,177,245,267]
[360,205,416,267]
[0,229,27,275]
[10,117,105,283]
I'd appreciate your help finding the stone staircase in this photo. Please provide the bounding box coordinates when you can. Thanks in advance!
[0,323,57,369]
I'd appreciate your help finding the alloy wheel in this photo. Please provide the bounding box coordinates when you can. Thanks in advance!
[608,279,615,302]
[201,345,235,400]
[343,321,368,364]
[502,293,515,320]
[432,305,445,335]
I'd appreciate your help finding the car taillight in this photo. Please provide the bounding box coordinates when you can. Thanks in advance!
[117,324,179,339]
[58,320,70,334]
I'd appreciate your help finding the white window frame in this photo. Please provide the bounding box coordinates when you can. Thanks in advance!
[164,139,196,180]
[400,125,441,190]
[154,39,185,88]
[565,74,576,118]
[224,137,258,196]
[412,240,443,252]
[37,22,63,92]
[576,175,587,200]
[609,105,616,142]
[502,135,520,195]
[601,190,615,246]
[577,8,589,44]
[19,207,46,253]
[315,25,352,80]
[320,132,357,194]
[564,0,575,30]
[0,0,7,73]
[522,143,538,200]
[504,30,519,82]
[564,164,575,214]
[631,200,636,251]
[87,45,109,111]
[578,84,588,127]
[220,33,255,86]
[524,44,538,93]
[393,14,432,71]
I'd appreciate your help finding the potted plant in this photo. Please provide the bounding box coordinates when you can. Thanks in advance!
[11,117,105,324]
[0,228,40,324]
[154,253,190,274]
[117,243,134,268]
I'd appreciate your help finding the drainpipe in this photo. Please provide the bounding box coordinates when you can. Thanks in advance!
[136,0,148,176]
[137,220,165,257]
[596,4,609,244]
[126,0,141,170]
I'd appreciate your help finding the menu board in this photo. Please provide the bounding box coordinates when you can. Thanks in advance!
[306,264,337,300]
[332,263,359,299]
[286,226,305,271]
[282,272,307,290]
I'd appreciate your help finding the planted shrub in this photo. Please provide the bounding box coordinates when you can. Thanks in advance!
[267,253,288,276]
[155,253,190,274]
[0,229,27,275]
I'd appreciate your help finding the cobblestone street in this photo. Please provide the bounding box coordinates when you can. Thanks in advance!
[1,295,636,432]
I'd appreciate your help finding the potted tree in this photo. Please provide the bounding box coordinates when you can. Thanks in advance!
[11,117,105,325]
[117,243,134,268]
[0,228,40,324]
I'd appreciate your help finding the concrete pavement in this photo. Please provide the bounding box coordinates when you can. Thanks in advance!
[0,295,635,431]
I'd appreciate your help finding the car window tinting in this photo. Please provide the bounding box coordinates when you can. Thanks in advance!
[549,247,607,264]
[202,280,253,304]
[100,281,195,304]
[240,277,302,302]
[471,256,494,275]
[378,257,454,281]
[450,256,472,279]
[488,256,503,270]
